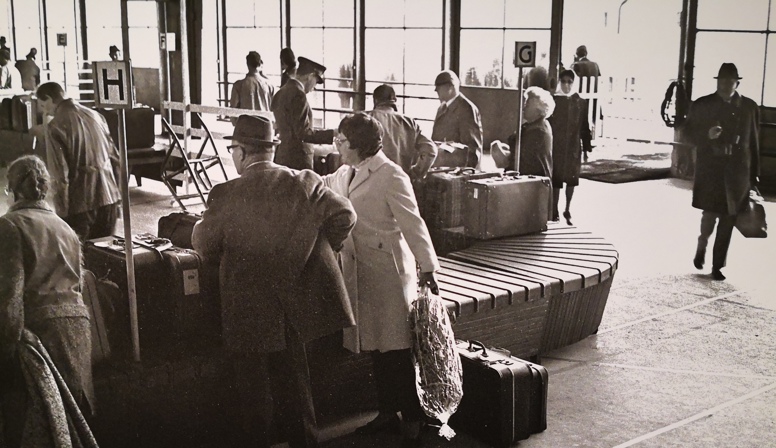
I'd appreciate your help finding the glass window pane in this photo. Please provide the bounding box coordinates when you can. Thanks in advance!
[697,0,769,31]
[13,0,40,30]
[504,0,552,29]
[503,30,551,89]
[290,28,324,63]
[694,32,765,103]
[0,0,10,40]
[405,0,443,28]
[225,0,254,27]
[404,29,442,84]
[46,0,75,28]
[460,30,503,87]
[764,35,776,105]
[88,28,122,62]
[226,28,282,78]
[254,0,281,27]
[128,29,160,68]
[13,28,42,62]
[322,28,353,76]
[324,91,353,112]
[86,0,121,28]
[365,29,403,82]
[405,97,439,123]
[365,0,404,27]
[460,0,504,28]
[323,0,354,27]
[290,0,323,27]
[127,2,157,27]
[404,84,435,99]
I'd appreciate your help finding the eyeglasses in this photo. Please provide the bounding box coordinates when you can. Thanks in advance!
[227,144,242,154]
[334,135,348,145]
[3,186,10,196]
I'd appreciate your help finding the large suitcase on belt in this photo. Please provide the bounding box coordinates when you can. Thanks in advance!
[97,106,156,149]
[11,94,36,132]
[420,167,501,230]
[158,211,202,249]
[463,174,551,239]
[450,340,548,447]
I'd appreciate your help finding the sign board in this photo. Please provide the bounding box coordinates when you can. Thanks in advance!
[92,60,135,109]
[514,41,536,68]
[57,33,67,46]
[160,32,176,51]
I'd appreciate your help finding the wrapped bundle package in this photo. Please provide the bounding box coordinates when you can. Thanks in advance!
[409,286,464,440]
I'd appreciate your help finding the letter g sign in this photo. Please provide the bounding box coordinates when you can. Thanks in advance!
[514,41,536,68]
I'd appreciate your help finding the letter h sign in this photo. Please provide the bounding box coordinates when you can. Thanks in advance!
[93,61,135,109]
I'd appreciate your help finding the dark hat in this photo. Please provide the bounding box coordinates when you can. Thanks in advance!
[226,115,280,147]
[109,45,120,53]
[714,63,742,80]
[297,56,326,84]
[559,69,576,81]
[434,70,460,88]
[246,51,263,66]
[576,45,588,57]
[373,84,397,110]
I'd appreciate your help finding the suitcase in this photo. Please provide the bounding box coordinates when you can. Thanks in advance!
[450,340,548,447]
[81,269,112,364]
[432,141,470,168]
[0,98,11,130]
[463,174,551,239]
[158,212,202,249]
[97,106,155,150]
[11,94,36,132]
[420,167,501,230]
[313,151,342,176]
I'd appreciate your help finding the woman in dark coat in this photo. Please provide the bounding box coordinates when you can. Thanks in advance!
[0,156,94,446]
[548,70,592,224]
[507,86,555,179]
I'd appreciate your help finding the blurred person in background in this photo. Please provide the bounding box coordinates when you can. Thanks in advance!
[502,86,555,179]
[280,47,297,87]
[0,48,22,91]
[15,48,40,91]
[0,155,95,447]
[36,81,121,241]
[548,70,592,225]
[108,45,121,61]
[368,84,437,180]
[229,51,275,125]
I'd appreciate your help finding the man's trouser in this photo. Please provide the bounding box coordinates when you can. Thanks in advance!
[696,210,737,270]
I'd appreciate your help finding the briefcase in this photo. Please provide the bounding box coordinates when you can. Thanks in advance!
[97,106,155,149]
[432,141,470,168]
[449,340,548,447]
[11,94,37,132]
[158,211,202,249]
[463,175,551,239]
[421,167,501,230]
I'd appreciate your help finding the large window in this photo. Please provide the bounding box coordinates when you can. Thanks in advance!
[290,0,354,128]
[459,0,552,89]
[127,1,159,69]
[695,0,775,105]
[365,0,443,132]
[85,0,122,63]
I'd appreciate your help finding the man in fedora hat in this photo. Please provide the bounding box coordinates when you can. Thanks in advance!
[192,114,356,447]
[684,62,760,281]
[229,51,275,125]
[431,69,483,167]
[368,84,437,180]
[272,56,335,170]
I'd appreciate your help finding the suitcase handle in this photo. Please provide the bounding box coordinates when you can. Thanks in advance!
[467,340,489,357]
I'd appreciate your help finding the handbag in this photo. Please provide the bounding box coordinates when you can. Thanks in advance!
[735,190,767,238]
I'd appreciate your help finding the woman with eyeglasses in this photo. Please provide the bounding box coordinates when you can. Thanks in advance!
[548,69,593,225]
[0,155,95,445]
[323,112,439,447]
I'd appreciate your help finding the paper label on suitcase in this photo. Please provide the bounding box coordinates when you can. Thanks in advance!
[182,269,200,295]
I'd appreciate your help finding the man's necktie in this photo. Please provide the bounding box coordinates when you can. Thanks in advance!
[436,103,448,119]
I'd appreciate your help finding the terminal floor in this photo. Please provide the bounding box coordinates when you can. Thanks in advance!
[1,144,774,447]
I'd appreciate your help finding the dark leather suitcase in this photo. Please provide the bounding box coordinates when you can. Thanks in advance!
[463,175,551,239]
[450,340,548,447]
[420,167,501,230]
[313,151,342,176]
[158,212,202,249]
[11,94,36,132]
[432,141,470,168]
[0,98,11,130]
[97,106,155,150]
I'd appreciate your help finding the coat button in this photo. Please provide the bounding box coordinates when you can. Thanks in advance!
[378,243,383,249]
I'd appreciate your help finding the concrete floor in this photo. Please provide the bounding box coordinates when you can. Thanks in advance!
[1,140,775,447]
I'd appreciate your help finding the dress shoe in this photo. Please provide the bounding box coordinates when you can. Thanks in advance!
[563,210,573,226]
[694,249,705,270]
[354,412,400,435]
[711,269,726,281]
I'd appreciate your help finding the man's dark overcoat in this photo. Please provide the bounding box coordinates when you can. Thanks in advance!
[192,162,356,354]
[431,93,483,168]
[685,92,760,215]
[549,93,592,185]
[271,78,334,170]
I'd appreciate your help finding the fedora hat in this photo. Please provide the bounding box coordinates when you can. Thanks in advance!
[714,63,742,80]
[297,56,326,84]
[226,115,280,147]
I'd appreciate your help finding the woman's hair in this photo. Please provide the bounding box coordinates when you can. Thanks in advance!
[7,155,50,201]
[559,69,576,82]
[280,47,297,70]
[524,86,556,118]
[338,112,383,159]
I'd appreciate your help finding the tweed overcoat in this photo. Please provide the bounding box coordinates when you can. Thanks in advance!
[431,93,483,168]
[368,104,438,178]
[0,200,94,410]
[323,151,440,353]
[192,162,356,354]
[685,92,760,215]
[271,78,334,170]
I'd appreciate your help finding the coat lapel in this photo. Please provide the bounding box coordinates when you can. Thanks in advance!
[348,153,389,194]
